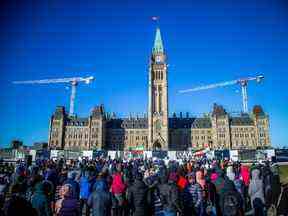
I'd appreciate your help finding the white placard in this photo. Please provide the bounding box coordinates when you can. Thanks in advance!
[230,150,239,162]
[82,151,93,160]
[50,150,58,159]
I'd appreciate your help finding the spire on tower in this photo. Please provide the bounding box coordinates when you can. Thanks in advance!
[153,28,164,54]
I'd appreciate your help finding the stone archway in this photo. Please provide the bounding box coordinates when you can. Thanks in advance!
[153,140,162,150]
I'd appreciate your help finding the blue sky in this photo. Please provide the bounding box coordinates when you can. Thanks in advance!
[0,0,287,147]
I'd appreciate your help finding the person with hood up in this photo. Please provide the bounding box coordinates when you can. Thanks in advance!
[87,180,112,216]
[182,172,203,216]
[31,182,52,216]
[127,172,149,216]
[248,168,265,216]
[55,184,80,216]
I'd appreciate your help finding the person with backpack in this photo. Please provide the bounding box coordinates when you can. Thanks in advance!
[212,166,242,216]
[248,168,265,216]
[226,166,245,209]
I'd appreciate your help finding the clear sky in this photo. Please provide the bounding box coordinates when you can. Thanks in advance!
[0,0,287,148]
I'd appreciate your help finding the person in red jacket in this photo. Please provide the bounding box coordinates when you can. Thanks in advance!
[111,164,126,216]
[177,168,188,192]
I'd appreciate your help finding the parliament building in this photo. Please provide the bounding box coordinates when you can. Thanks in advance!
[48,28,271,151]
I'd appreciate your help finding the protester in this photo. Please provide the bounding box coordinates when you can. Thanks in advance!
[248,168,265,216]
[127,172,149,216]
[55,184,80,216]
[0,154,287,216]
[64,171,80,199]
[79,171,91,216]
[111,163,126,216]
[88,180,112,216]
[31,182,51,216]
[157,172,180,216]
[182,172,203,216]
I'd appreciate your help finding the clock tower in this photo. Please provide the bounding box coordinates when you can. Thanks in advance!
[148,28,169,150]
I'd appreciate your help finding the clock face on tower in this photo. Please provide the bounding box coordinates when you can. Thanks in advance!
[155,55,161,63]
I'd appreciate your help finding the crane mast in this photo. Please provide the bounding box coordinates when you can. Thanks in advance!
[13,76,94,116]
[179,75,264,113]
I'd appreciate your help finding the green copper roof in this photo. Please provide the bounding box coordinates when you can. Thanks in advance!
[153,28,164,54]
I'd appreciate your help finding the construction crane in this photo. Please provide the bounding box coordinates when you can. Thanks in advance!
[13,76,94,116]
[179,75,264,113]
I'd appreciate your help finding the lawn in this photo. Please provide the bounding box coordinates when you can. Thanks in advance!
[280,165,288,184]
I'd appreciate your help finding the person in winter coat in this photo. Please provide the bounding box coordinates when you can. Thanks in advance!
[265,174,288,216]
[158,173,180,216]
[64,171,80,199]
[182,172,203,216]
[248,168,265,216]
[87,180,112,216]
[4,183,38,216]
[45,165,58,189]
[196,169,210,216]
[127,172,149,216]
[55,184,80,216]
[240,165,250,187]
[31,182,52,216]
[226,166,245,207]
[79,171,91,216]
[277,183,288,216]
[177,168,188,192]
[111,164,126,216]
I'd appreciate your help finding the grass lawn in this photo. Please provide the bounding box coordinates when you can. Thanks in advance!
[279,165,288,184]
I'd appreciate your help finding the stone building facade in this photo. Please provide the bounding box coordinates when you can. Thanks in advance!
[48,28,271,151]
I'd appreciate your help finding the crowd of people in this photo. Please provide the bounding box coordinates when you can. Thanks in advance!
[0,156,287,216]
